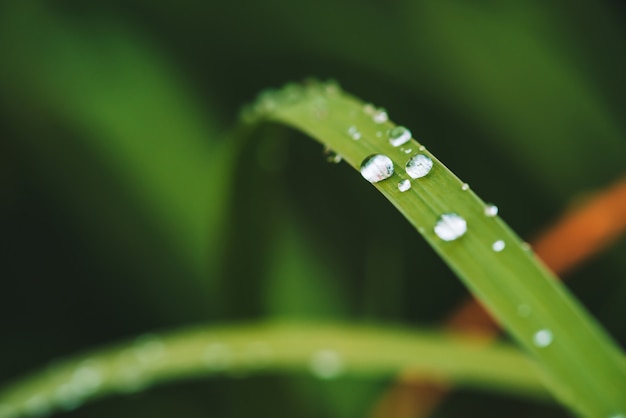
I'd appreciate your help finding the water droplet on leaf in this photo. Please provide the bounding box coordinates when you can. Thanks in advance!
[484,204,498,217]
[492,240,506,252]
[461,183,469,191]
[310,349,343,379]
[533,329,553,347]
[398,179,411,192]
[388,126,412,147]
[347,126,361,140]
[372,108,388,124]
[434,213,467,241]
[360,154,394,183]
[405,154,433,179]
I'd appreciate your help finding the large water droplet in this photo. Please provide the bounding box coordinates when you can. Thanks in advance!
[310,349,343,379]
[388,126,412,147]
[360,154,394,183]
[398,179,411,192]
[533,329,553,348]
[347,126,361,140]
[434,213,467,241]
[492,240,506,252]
[405,154,433,179]
[484,204,498,217]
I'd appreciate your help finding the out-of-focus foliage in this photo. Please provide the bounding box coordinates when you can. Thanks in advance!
[1,1,625,417]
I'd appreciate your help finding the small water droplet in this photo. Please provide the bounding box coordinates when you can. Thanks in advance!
[521,242,532,251]
[419,145,426,151]
[204,343,233,371]
[328,154,342,164]
[398,179,411,192]
[403,148,412,154]
[388,126,412,147]
[533,329,553,348]
[360,154,394,183]
[373,108,388,124]
[461,183,469,191]
[310,349,343,379]
[492,240,506,252]
[418,226,425,234]
[517,304,532,317]
[347,126,361,140]
[484,204,498,217]
[434,213,467,241]
[405,154,433,179]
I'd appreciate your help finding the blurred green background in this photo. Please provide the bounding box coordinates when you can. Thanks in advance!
[1,1,626,417]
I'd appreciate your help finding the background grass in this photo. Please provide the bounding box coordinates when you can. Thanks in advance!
[1,1,626,417]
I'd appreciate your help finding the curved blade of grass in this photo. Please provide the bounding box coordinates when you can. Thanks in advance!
[0,322,548,418]
[241,81,626,417]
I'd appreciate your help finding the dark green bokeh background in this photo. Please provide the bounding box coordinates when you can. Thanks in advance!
[1,1,625,417]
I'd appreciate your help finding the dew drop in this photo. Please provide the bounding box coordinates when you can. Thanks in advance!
[533,329,553,348]
[360,154,394,183]
[403,148,412,154]
[484,204,499,217]
[372,108,388,124]
[398,179,411,192]
[310,349,343,379]
[461,183,469,191]
[324,147,342,164]
[347,126,361,140]
[388,126,412,147]
[434,213,467,241]
[405,154,433,179]
[204,343,233,371]
[419,145,426,151]
[492,240,506,252]
[521,242,532,252]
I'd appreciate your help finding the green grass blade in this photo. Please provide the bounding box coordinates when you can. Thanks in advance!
[0,322,548,417]
[241,81,626,417]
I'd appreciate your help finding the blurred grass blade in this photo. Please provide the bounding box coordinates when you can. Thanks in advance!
[240,81,626,417]
[0,322,549,417]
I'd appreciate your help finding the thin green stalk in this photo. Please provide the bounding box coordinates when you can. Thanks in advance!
[241,80,626,417]
[0,322,547,418]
